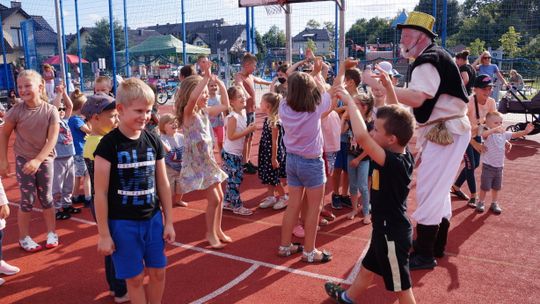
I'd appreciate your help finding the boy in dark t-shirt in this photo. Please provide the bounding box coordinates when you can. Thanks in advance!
[325,86,416,304]
[93,78,175,304]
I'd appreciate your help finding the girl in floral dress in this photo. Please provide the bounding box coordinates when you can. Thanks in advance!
[174,60,230,249]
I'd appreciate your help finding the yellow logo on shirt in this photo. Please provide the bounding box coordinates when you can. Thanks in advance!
[372,169,379,191]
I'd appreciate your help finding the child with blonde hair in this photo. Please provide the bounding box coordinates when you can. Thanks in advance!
[175,62,231,249]
[222,86,257,216]
[475,112,534,214]
[0,69,60,252]
[159,113,187,207]
[94,78,175,303]
[257,92,288,210]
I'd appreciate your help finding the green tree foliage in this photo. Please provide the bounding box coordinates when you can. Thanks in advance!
[451,0,539,53]
[262,25,286,49]
[469,38,486,56]
[499,26,521,58]
[254,30,266,61]
[415,0,462,37]
[85,18,125,68]
[306,38,317,53]
[520,34,540,60]
[324,22,335,52]
[462,0,496,18]
[306,19,321,30]
[345,17,394,45]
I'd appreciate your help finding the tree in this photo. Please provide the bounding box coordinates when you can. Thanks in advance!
[324,22,335,52]
[306,19,321,30]
[262,25,286,49]
[499,26,521,58]
[469,38,486,56]
[254,30,266,61]
[462,0,496,18]
[306,38,317,54]
[85,18,125,69]
[415,0,463,37]
[520,34,540,60]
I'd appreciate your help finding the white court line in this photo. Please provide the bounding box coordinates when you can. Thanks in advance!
[10,203,351,284]
[189,264,259,304]
[344,239,370,284]
[172,241,348,284]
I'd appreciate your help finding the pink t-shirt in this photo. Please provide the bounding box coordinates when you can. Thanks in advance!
[279,92,331,157]
[321,110,341,153]
[5,101,59,160]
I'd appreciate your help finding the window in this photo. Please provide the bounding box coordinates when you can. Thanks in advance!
[10,28,22,47]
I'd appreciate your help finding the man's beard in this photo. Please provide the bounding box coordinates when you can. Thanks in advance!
[400,43,413,58]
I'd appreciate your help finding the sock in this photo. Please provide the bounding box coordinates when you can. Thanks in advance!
[340,291,354,304]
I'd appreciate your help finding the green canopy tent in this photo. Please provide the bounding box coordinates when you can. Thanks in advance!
[118,34,210,57]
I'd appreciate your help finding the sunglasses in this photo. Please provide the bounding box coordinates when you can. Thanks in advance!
[483,56,492,59]
[58,107,66,111]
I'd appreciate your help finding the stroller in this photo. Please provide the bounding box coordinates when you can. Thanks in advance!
[497,86,540,135]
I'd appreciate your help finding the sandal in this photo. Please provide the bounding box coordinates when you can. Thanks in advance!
[301,249,332,263]
[450,187,470,201]
[19,236,42,252]
[320,208,336,221]
[278,243,304,257]
[55,211,71,220]
[324,282,347,301]
[319,218,329,226]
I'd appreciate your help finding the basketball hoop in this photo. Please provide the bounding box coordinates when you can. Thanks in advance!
[264,0,287,15]
[265,5,282,15]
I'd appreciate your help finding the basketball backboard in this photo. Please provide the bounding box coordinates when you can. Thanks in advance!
[239,0,342,8]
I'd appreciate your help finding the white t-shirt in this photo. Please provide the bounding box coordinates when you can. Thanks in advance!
[409,63,471,149]
[223,111,247,156]
[482,131,512,168]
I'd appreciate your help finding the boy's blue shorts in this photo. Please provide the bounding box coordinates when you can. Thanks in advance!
[109,211,167,280]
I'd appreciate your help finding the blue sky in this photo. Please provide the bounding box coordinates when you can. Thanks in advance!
[5,0,420,37]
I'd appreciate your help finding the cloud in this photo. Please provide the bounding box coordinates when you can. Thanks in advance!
[87,13,103,24]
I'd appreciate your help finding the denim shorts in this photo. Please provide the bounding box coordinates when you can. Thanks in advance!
[246,112,255,139]
[109,211,167,279]
[73,154,88,177]
[286,153,326,188]
[334,142,349,171]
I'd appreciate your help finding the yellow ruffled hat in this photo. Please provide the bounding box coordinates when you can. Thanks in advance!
[397,11,437,39]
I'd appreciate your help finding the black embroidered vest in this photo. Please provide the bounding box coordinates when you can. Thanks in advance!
[410,44,469,123]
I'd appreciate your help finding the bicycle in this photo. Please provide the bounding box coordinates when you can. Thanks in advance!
[156,81,178,105]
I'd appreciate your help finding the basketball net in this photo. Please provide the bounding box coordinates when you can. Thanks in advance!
[264,0,286,15]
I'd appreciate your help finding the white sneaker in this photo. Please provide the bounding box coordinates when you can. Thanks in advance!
[0,260,20,275]
[0,277,5,286]
[273,195,289,210]
[259,196,277,208]
[45,232,59,249]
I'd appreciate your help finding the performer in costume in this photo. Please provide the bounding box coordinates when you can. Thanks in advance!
[365,12,470,270]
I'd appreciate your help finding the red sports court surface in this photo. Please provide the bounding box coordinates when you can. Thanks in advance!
[0,109,539,303]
